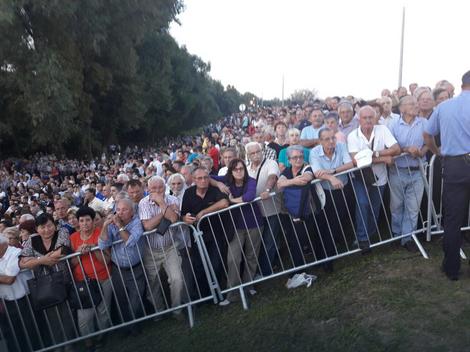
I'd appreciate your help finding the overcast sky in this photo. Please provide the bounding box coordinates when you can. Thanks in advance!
[170,0,470,100]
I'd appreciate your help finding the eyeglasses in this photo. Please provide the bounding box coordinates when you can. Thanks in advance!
[288,155,303,161]
[232,167,244,172]
[247,150,261,156]
[321,136,337,142]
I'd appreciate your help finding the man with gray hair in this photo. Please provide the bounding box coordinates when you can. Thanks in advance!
[99,197,145,328]
[337,101,358,137]
[245,141,282,276]
[378,96,399,129]
[347,106,400,252]
[138,176,185,313]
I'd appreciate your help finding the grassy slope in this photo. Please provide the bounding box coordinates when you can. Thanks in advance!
[103,240,470,352]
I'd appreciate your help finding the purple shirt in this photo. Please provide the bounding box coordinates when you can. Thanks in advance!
[211,175,262,230]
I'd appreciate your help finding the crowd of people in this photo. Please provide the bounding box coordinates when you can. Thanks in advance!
[0,76,464,351]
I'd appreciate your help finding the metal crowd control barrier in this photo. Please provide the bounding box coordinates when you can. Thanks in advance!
[4,153,468,350]
[195,157,431,309]
[0,221,217,352]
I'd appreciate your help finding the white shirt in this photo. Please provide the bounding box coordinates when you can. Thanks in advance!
[88,197,106,213]
[248,159,281,217]
[0,246,32,300]
[347,125,398,186]
[218,166,228,176]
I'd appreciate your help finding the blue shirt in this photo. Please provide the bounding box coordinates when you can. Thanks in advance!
[98,214,144,268]
[309,143,352,190]
[425,91,470,156]
[390,116,426,168]
[300,125,323,140]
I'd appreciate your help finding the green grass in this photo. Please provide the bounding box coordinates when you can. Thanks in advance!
[101,239,470,352]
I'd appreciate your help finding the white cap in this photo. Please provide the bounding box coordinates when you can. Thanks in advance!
[354,149,373,168]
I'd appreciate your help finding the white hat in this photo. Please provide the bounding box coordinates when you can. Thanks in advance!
[354,149,373,168]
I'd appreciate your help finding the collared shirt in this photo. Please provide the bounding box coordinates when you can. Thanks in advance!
[248,159,281,217]
[390,116,426,168]
[309,142,352,190]
[347,125,398,186]
[181,185,234,241]
[0,246,32,300]
[98,214,144,268]
[300,125,323,140]
[138,194,187,250]
[262,145,277,161]
[425,91,470,156]
[379,113,400,130]
[338,118,359,137]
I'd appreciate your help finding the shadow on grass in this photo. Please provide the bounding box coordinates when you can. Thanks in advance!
[99,239,470,352]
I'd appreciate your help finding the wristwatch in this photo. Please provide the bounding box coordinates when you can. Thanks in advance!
[375,151,380,158]
[119,227,126,232]
[265,188,271,193]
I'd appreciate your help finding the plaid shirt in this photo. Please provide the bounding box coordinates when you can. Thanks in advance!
[263,145,277,161]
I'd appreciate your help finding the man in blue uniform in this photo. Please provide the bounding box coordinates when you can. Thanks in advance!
[424,70,470,281]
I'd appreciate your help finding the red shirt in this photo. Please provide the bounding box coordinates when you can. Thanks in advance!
[70,228,110,282]
[208,146,220,170]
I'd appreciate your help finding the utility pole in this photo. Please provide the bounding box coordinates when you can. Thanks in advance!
[281,74,285,107]
[398,6,405,88]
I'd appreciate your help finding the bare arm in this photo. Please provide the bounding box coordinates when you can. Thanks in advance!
[423,132,440,156]
[0,275,16,285]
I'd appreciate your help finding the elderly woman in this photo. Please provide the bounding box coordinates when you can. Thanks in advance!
[278,128,310,173]
[19,213,76,349]
[70,206,111,349]
[211,158,262,306]
[277,145,315,269]
[167,173,187,205]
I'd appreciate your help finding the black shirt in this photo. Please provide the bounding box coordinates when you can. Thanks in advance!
[268,142,289,159]
[181,185,234,242]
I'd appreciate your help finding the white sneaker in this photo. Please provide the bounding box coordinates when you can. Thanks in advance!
[248,288,257,296]
[219,299,231,306]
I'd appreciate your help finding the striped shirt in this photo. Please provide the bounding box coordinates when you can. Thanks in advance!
[138,194,183,250]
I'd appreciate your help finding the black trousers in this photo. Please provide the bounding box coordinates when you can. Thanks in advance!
[441,156,470,276]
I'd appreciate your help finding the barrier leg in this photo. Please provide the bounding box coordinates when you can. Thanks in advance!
[411,234,429,259]
[239,287,249,311]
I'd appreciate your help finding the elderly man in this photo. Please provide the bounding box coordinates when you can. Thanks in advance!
[218,147,238,176]
[0,235,37,352]
[378,96,399,129]
[389,96,428,252]
[347,106,401,252]
[181,166,230,297]
[338,101,359,137]
[180,165,194,187]
[54,198,74,235]
[98,197,145,325]
[424,71,470,281]
[138,176,185,313]
[251,132,277,161]
[299,106,324,148]
[310,127,356,251]
[245,141,282,277]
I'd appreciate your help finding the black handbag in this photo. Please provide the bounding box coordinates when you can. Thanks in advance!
[156,207,172,235]
[68,278,102,309]
[27,270,68,310]
[354,167,377,187]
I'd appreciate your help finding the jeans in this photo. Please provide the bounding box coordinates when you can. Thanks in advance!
[258,215,283,276]
[111,263,146,323]
[353,179,385,243]
[389,168,425,244]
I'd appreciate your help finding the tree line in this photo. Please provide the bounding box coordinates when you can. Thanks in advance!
[0,0,253,158]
